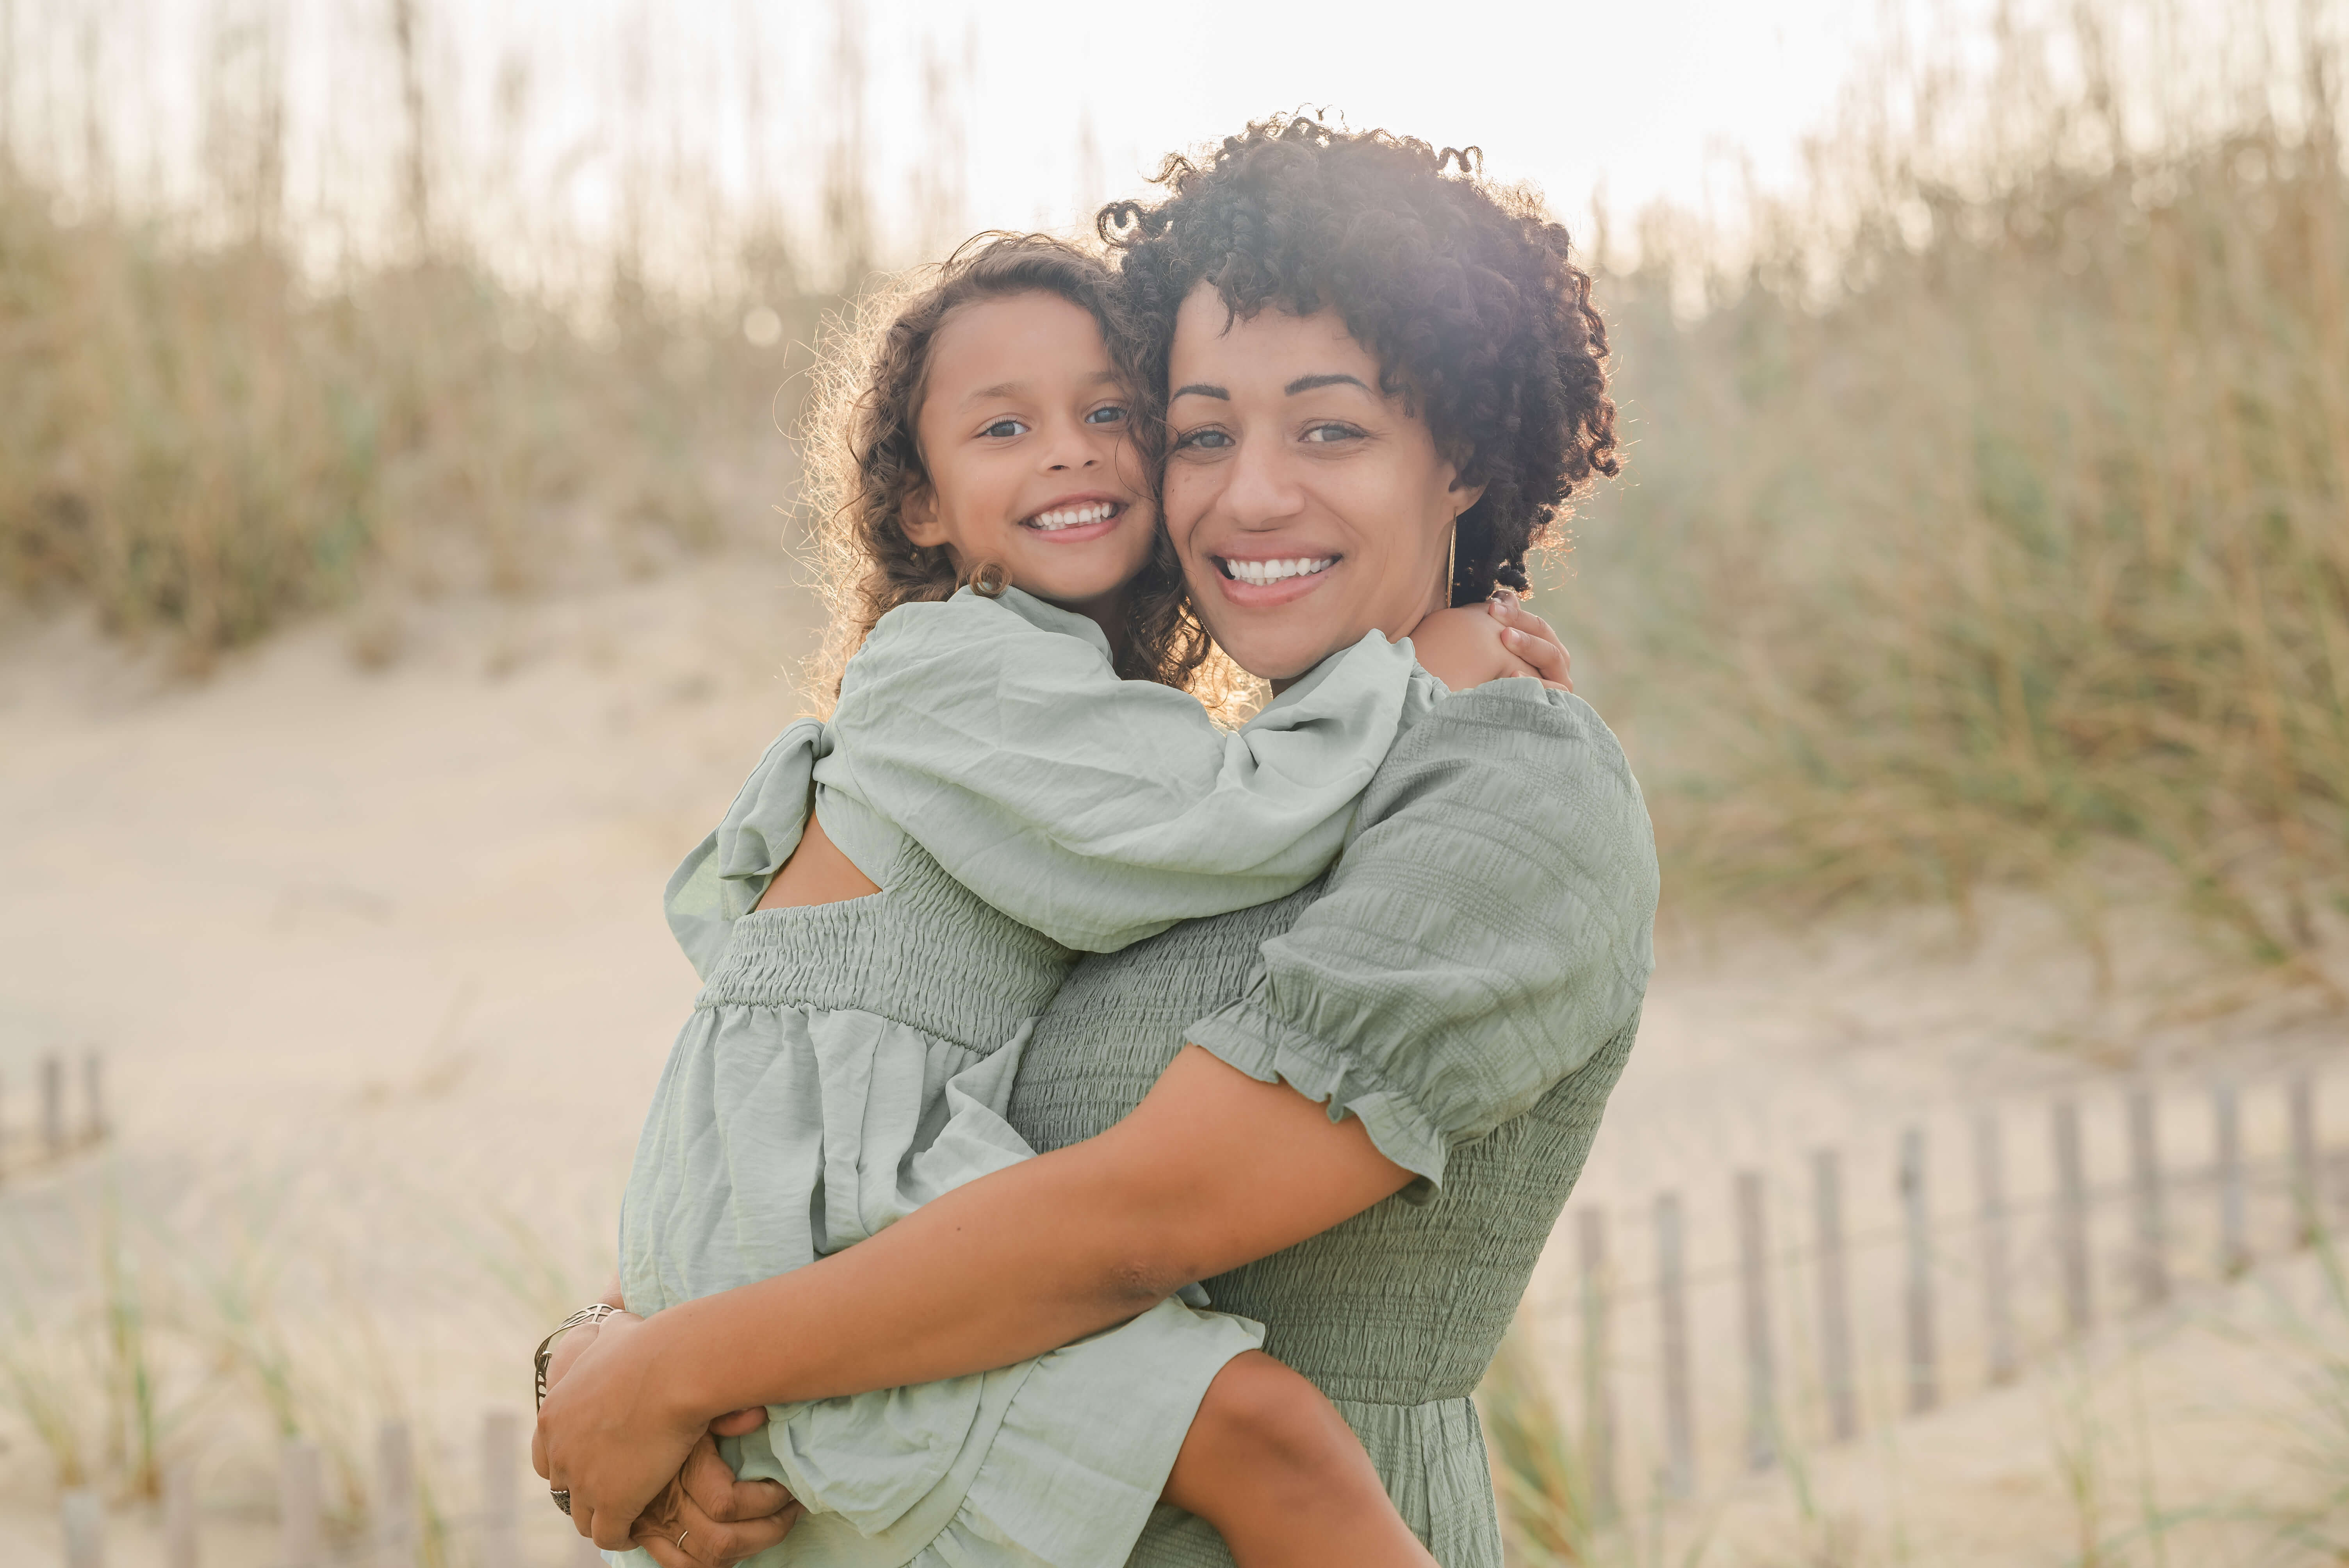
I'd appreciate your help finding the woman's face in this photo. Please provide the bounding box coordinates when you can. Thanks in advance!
[1161,284,1482,683]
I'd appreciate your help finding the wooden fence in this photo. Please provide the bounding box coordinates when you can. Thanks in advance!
[38,1064,2349,1557]
[0,1050,107,1183]
[1536,1067,2349,1514]
[55,1412,602,1568]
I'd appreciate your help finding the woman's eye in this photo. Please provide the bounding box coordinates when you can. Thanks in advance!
[1301,422,1361,445]
[1173,428,1233,451]
[1085,405,1128,426]
[982,418,1029,439]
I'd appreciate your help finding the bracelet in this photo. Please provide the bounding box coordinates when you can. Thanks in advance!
[533,1303,620,1410]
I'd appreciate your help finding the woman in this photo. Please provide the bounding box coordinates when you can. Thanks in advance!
[539,116,1656,1567]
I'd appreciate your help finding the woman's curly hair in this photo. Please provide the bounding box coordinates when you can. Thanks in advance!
[803,232,1212,702]
[1099,114,1619,605]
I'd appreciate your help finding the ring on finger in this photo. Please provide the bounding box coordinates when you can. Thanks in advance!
[677,1527,690,1551]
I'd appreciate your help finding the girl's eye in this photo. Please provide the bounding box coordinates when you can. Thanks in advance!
[982,418,1029,439]
[1173,428,1233,451]
[1085,405,1128,426]
[1301,422,1362,445]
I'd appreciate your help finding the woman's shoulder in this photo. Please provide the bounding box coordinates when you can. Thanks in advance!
[1376,678,1647,828]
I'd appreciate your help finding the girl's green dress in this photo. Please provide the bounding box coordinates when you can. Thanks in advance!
[617,586,1434,1568]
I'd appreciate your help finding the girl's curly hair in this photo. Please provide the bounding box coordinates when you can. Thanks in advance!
[803,232,1212,701]
[1099,114,1620,605]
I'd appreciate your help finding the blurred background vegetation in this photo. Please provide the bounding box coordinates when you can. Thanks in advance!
[1,0,2343,971]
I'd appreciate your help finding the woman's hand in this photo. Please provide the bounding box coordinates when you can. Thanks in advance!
[629,1429,804,1568]
[1485,590,1572,691]
[533,1310,713,1550]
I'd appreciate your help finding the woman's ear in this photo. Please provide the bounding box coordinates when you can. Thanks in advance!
[1447,475,1489,516]
[902,483,947,549]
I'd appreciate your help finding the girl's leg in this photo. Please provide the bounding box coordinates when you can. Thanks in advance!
[1162,1351,1437,1568]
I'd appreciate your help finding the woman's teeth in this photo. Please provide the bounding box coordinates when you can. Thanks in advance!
[1027,502,1118,531]
[1222,557,1335,586]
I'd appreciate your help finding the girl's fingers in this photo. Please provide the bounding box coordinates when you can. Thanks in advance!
[634,1493,804,1566]
[1490,595,1573,693]
[1499,626,1573,691]
[680,1432,795,1523]
[709,1407,770,1439]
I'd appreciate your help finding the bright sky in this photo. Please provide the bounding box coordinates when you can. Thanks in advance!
[850,0,1888,240]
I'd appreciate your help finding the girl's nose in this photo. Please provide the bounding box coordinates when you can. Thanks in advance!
[1041,420,1099,471]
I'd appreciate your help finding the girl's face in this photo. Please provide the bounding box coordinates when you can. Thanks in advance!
[902,291,1157,625]
[1160,285,1484,684]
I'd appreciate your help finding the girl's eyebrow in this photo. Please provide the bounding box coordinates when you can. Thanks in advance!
[961,369,1120,407]
[1284,372,1369,395]
[1172,383,1229,401]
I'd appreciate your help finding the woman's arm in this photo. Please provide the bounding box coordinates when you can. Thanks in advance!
[534,1045,1412,1547]
[540,681,1655,1548]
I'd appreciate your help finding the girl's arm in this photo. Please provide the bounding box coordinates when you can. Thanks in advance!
[828,590,1424,951]
[536,1046,1412,1548]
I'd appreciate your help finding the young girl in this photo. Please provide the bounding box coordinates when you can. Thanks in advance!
[569,234,1539,1568]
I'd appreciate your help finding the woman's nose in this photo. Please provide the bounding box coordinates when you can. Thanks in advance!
[1221,440,1300,526]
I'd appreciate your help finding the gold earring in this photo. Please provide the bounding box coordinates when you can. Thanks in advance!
[966,561,1010,598]
[1445,521,1458,607]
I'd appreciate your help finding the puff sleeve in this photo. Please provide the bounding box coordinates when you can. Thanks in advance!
[1184,679,1659,1195]
[662,718,829,979]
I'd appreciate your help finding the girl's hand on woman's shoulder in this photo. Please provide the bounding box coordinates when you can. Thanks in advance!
[1409,590,1572,693]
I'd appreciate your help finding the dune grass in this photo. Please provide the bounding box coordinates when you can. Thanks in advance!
[1555,4,2349,965]
[0,171,811,666]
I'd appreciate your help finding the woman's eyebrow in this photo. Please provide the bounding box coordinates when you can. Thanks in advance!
[1171,383,1229,401]
[1284,372,1370,395]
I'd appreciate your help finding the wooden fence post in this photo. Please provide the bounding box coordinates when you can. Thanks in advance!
[164,1462,199,1568]
[1982,1103,2020,1380]
[83,1050,106,1144]
[377,1421,417,1568]
[1973,1108,2018,1385]
[2290,1074,2319,1243]
[61,1487,104,1568]
[1656,1191,1696,1499]
[1900,1128,1938,1414]
[2053,1099,2094,1336]
[1735,1170,1776,1471]
[2128,1087,2169,1308]
[1576,1210,1618,1522]
[280,1437,323,1568]
[42,1054,66,1159]
[2214,1082,2248,1277]
[1813,1149,1857,1442]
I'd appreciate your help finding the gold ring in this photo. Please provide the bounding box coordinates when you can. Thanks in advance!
[677,1527,690,1551]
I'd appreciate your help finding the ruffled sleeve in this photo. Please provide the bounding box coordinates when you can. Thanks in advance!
[1185,679,1659,1197]
[662,718,830,979]
[822,588,1425,953]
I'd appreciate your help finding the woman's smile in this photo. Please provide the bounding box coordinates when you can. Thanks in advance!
[1208,551,1341,605]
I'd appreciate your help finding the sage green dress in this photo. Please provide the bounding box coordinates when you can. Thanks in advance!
[1005,679,1660,1566]
[617,586,1431,1568]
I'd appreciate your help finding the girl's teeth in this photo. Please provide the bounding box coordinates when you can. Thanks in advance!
[1225,557,1335,586]
[1029,502,1116,531]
